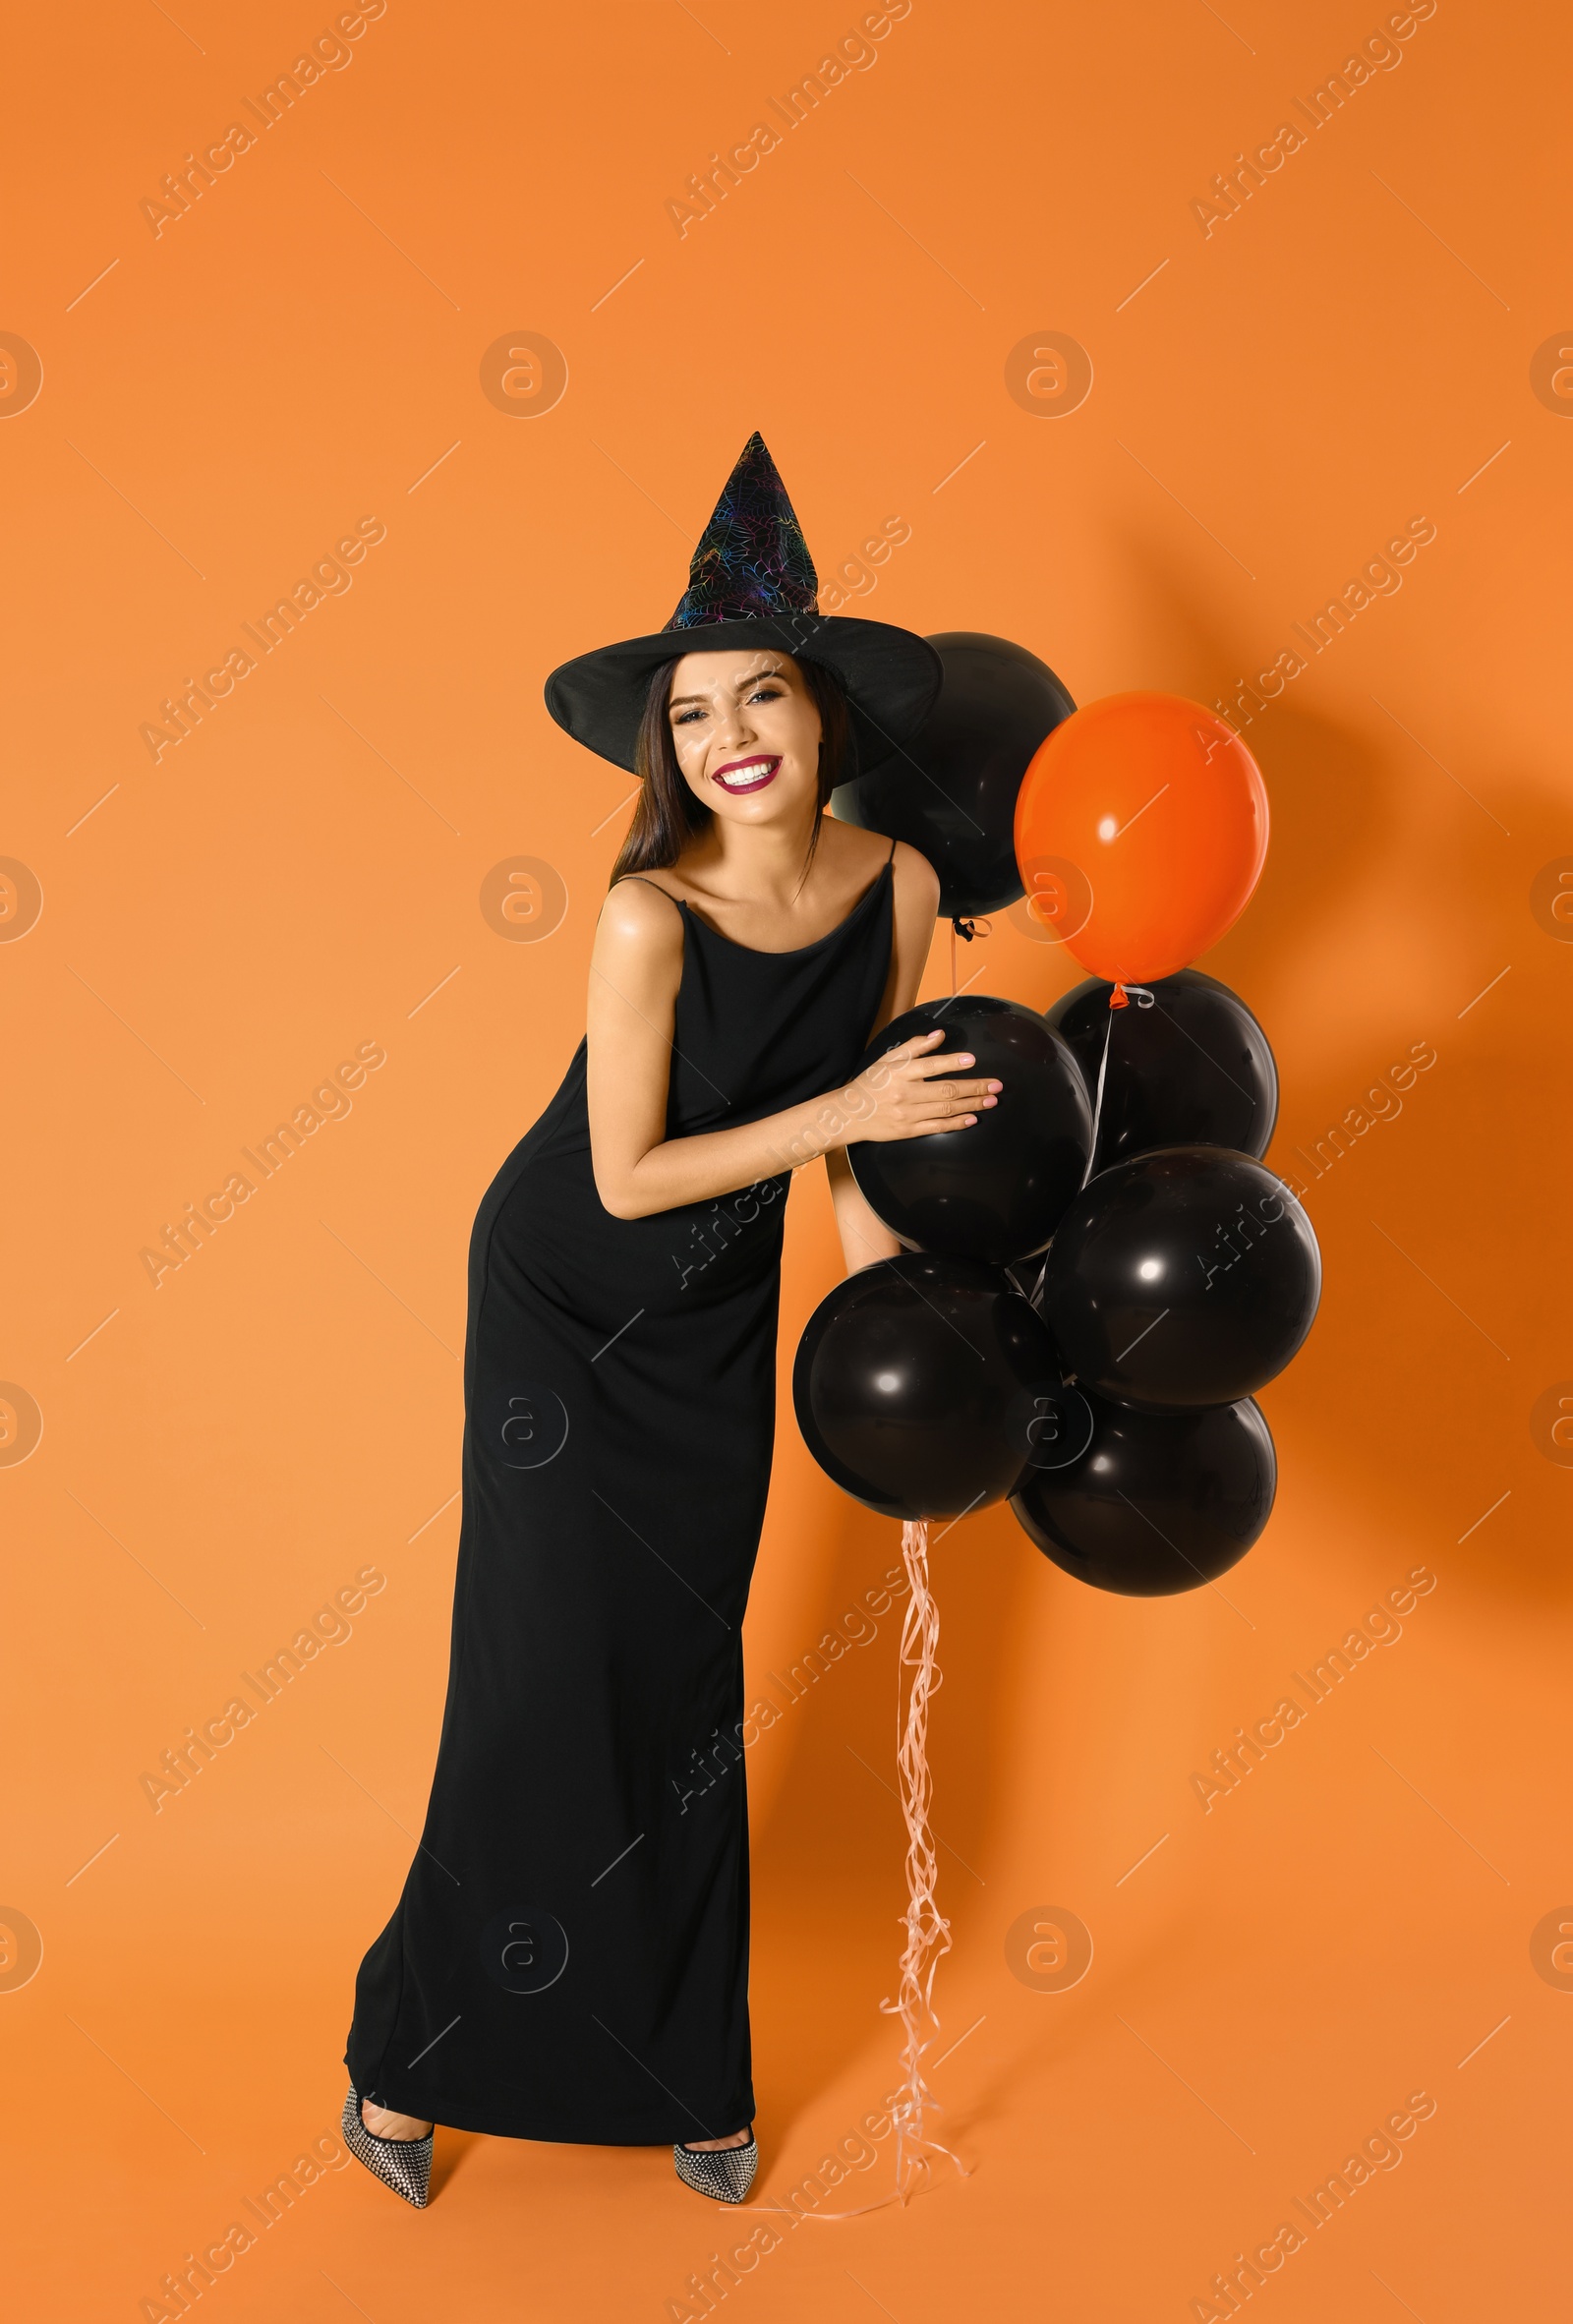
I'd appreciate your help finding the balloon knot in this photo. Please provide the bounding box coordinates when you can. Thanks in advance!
[953,916,980,943]
[1109,983,1130,1010]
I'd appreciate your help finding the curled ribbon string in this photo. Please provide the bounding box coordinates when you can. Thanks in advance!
[805,1517,969,2220]
[886,1517,966,2197]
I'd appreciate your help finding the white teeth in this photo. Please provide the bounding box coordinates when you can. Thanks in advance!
[717,761,775,788]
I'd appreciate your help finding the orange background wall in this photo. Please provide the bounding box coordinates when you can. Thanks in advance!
[4,1,1568,2315]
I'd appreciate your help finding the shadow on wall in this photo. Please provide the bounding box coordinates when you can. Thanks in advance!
[996,546,1561,1607]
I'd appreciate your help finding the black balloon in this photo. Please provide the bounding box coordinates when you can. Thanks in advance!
[1043,1146,1320,1410]
[849,997,1092,1263]
[1012,1391,1277,1597]
[793,1254,1061,1520]
[1046,969,1278,1172]
[831,632,1075,918]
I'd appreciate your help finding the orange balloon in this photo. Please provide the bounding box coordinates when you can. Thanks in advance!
[1013,692,1269,984]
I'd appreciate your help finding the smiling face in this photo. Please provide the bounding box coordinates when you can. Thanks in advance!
[666,649,825,825]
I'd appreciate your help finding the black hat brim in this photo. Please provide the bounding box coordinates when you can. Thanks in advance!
[545,612,943,780]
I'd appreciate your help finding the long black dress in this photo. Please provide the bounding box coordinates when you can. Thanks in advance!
[345,849,896,2143]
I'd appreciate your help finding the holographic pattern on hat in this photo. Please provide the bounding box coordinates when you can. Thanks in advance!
[666,433,819,629]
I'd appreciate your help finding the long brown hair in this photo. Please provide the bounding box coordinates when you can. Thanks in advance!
[610,652,850,886]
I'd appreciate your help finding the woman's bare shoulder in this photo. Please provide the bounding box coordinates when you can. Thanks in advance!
[888,837,940,911]
[596,875,686,955]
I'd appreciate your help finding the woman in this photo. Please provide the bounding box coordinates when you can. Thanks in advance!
[341,436,1001,2208]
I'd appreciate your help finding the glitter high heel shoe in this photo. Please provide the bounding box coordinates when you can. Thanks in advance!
[673,2130,758,2204]
[341,2087,435,2209]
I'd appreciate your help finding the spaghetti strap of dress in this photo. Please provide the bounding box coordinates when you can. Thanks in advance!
[612,874,683,907]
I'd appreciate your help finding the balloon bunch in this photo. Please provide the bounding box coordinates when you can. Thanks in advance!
[800,665,1321,2211]
[799,674,1322,1599]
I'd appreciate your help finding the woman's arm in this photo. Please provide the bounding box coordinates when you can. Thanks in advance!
[827,1144,903,1269]
[827,839,939,1271]
[585,863,990,1221]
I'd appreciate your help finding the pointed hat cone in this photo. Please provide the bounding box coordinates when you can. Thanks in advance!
[667,432,818,627]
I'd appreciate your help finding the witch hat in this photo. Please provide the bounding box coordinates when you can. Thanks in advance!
[545,433,940,778]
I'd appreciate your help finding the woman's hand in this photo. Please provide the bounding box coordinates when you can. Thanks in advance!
[841,1028,1001,1146]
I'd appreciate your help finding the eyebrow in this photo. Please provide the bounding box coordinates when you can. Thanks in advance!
[669,665,790,708]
